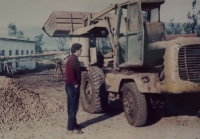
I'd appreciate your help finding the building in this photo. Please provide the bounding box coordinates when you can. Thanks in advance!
[0,37,36,72]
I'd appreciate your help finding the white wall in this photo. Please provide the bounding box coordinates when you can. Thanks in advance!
[0,39,35,56]
[0,38,36,72]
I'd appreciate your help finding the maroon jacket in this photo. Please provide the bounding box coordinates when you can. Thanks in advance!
[65,54,86,85]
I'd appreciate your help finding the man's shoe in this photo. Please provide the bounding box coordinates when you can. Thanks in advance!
[66,129,83,134]
[73,129,83,134]
[66,129,74,134]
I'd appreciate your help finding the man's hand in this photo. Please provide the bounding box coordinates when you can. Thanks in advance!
[74,84,78,88]
[86,67,91,74]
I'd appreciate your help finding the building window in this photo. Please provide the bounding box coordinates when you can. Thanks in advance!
[9,50,12,56]
[21,50,24,55]
[16,50,19,55]
[16,62,19,68]
[26,50,29,55]
[31,50,33,54]
[2,50,5,56]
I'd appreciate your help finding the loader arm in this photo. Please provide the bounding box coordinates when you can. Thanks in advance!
[42,2,124,37]
[42,3,118,38]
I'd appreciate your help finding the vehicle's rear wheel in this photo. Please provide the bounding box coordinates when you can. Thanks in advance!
[80,66,108,113]
[122,82,147,127]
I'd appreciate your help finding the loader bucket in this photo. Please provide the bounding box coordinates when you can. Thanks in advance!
[42,11,89,37]
[42,10,112,37]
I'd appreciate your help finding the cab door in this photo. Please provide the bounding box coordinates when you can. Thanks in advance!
[125,1,144,67]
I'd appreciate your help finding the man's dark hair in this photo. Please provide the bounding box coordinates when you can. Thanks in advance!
[71,43,82,53]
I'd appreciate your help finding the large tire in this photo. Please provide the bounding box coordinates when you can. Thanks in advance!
[122,82,147,127]
[80,66,108,113]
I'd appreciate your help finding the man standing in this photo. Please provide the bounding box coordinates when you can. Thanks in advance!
[65,43,87,134]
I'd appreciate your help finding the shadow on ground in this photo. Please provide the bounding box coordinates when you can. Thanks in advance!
[80,100,124,128]
[147,94,200,126]
[80,94,200,128]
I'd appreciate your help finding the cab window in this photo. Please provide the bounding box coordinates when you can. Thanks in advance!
[128,3,140,31]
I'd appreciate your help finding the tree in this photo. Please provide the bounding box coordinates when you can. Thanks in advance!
[197,25,200,37]
[166,0,200,37]
[166,18,183,34]
[54,37,68,51]
[184,0,199,35]
[34,33,44,53]
[17,30,25,40]
[8,23,29,39]
[26,37,30,41]
[8,23,18,36]
[97,37,111,55]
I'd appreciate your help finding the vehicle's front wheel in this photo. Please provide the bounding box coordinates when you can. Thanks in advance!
[122,82,147,127]
[80,66,107,113]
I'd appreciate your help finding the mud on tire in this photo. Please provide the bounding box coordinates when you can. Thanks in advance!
[122,82,147,127]
[80,66,108,113]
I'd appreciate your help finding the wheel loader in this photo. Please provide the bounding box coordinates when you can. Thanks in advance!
[43,0,200,127]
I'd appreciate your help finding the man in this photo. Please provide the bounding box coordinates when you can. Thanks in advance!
[65,43,87,134]
[89,42,104,68]
[96,51,104,68]
[54,58,63,78]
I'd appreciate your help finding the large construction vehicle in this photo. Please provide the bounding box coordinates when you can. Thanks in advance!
[43,0,200,127]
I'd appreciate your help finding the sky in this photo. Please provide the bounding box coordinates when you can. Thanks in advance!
[0,0,199,49]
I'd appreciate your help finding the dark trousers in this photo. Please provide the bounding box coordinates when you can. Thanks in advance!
[65,84,80,130]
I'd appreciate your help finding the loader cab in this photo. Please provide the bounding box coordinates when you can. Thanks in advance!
[117,1,165,68]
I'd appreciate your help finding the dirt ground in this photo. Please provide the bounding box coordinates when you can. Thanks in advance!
[1,69,200,139]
